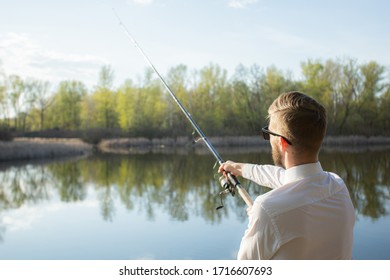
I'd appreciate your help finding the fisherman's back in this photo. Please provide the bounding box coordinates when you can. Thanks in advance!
[237,164,355,260]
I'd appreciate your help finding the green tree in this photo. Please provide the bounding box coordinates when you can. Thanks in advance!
[165,64,192,136]
[80,94,96,129]
[356,61,386,134]
[92,65,118,128]
[8,75,26,130]
[0,59,389,137]
[135,69,166,136]
[378,81,390,135]
[301,59,338,127]
[261,66,297,107]
[191,63,229,135]
[116,79,138,131]
[0,69,9,126]
[336,59,361,133]
[231,64,265,134]
[48,81,87,129]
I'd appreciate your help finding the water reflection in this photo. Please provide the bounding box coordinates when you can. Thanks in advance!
[320,150,390,220]
[0,149,390,244]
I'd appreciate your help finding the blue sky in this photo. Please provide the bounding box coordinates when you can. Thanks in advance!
[0,0,389,88]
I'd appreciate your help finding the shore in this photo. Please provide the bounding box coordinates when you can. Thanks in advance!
[1,135,390,162]
[98,135,390,151]
[0,138,93,162]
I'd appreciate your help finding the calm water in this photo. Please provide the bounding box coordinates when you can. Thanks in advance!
[0,147,389,260]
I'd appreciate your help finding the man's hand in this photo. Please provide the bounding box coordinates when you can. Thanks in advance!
[218,160,244,177]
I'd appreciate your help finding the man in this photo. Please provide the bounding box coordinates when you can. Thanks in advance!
[219,91,355,260]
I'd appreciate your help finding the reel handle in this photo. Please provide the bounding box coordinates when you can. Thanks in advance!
[219,173,253,207]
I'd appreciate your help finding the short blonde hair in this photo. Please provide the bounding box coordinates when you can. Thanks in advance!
[268,91,327,154]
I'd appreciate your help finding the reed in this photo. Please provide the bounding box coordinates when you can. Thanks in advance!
[2,136,389,161]
[0,138,92,162]
[323,135,390,146]
[98,136,269,155]
[98,135,390,152]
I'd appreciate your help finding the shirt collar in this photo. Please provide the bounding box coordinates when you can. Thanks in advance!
[283,162,324,184]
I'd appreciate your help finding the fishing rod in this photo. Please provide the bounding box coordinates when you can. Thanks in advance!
[113,9,253,208]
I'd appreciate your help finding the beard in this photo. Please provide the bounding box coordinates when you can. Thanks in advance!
[272,145,285,168]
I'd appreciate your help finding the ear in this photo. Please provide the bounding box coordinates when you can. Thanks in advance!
[280,137,289,151]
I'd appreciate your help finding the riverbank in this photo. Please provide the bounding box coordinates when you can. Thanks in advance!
[0,138,93,162]
[98,135,390,152]
[1,136,390,162]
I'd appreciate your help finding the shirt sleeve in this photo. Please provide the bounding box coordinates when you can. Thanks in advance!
[237,197,280,260]
[242,164,285,189]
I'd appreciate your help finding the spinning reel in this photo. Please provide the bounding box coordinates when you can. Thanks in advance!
[216,175,236,210]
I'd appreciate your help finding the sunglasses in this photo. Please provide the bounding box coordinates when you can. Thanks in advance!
[261,126,292,145]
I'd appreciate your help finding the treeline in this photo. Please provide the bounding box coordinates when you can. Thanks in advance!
[0,58,389,140]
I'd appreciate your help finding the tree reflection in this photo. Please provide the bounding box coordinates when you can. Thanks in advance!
[49,161,87,202]
[0,149,389,233]
[320,150,390,220]
[0,165,51,209]
[0,164,53,242]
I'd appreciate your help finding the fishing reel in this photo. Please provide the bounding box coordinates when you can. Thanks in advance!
[216,175,236,210]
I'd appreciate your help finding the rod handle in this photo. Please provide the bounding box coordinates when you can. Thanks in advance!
[237,186,254,207]
[226,172,253,207]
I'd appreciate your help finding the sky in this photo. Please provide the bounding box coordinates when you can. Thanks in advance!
[0,0,389,89]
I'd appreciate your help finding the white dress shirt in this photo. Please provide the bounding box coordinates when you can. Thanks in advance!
[237,162,355,260]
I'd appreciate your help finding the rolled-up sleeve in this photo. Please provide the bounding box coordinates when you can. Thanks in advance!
[242,164,285,189]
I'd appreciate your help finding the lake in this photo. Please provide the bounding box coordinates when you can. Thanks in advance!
[0,147,389,260]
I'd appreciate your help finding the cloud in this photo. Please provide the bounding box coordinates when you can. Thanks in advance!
[0,33,107,88]
[1,206,41,232]
[128,0,154,6]
[0,200,98,233]
[228,0,258,9]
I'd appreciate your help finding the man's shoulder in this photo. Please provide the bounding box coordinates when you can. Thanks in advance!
[254,171,347,217]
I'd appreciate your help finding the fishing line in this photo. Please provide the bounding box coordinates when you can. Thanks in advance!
[112,8,253,207]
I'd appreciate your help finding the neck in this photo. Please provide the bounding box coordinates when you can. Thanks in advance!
[283,152,318,169]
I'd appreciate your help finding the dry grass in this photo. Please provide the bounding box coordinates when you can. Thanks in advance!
[323,135,390,146]
[0,138,93,162]
[98,135,390,154]
[2,136,388,160]
[98,137,192,150]
[100,136,264,148]
[98,136,268,154]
